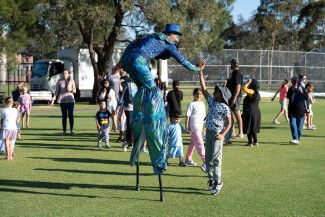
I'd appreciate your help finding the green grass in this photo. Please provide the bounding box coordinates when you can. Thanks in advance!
[0,97,324,217]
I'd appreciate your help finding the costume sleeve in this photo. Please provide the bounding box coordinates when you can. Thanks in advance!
[243,83,255,97]
[167,45,200,73]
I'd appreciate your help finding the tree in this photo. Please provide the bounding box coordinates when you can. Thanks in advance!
[0,0,46,69]
[297,0,325,50]
[45,0,234,103]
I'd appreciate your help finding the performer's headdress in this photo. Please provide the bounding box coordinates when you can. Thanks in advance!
[163,24,182,36]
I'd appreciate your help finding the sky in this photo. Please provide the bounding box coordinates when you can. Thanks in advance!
[231,0,260,22]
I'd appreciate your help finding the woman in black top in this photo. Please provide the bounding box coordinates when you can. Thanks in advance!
[241,79,261,147]
[166,80,183,119]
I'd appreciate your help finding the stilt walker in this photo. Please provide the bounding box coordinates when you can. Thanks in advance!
[114,23,205,202]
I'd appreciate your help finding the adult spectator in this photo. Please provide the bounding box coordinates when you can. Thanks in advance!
[298,73,307,88]
[226,58,244,138]
[51,69,76,136]
[118,73,135,151]
[298,73,309,128]
[287,76,308,144]
[166,80,183,119]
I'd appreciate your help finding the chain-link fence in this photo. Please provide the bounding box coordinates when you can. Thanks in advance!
[168,49,325,92]
[0,63,33,96]
[1,49,325,97]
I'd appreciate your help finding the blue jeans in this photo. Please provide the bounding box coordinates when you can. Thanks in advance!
[60,102,74,132]
[289,116,304,141]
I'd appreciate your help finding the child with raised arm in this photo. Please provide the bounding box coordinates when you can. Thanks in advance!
[0,97,19,160]
[185,88,206,172]
[18,84,32,128]
[198,66,232,196]
[95,101,111,148]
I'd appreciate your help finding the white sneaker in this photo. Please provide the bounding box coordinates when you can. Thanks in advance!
[307,126,316,130]
[290,140,299,145]
[141,147,149,153]
[122,143,129,152]
[273,120,280,125]
[185,159,197,166]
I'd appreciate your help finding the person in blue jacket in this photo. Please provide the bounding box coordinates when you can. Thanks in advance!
[114,23,205,175]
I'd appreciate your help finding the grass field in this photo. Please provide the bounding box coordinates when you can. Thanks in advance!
[0,96,324,217]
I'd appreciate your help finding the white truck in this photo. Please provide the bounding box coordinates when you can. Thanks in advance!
[29,47,168,101]
[30,48,95,101]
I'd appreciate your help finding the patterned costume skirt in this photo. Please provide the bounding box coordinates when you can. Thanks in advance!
[121,55,168,175]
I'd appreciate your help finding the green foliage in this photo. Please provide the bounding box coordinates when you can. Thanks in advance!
[223,0,324,51]
[0,0,56,65]
[297,0,325,50]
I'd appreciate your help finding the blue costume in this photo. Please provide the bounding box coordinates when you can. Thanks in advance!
[119,31,199,174]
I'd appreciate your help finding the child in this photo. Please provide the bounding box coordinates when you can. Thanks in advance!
[116,106,126,143]
[12,101,22,140]
[0,97,19,160]
[198,69,232,196]
[167,115,186,166]
[18,84,32,128]
[242,79,261,147]
[306,83,316,130]
[272,79,290,124]
[95,101,111,148]
[185,88,206,172]
[287,77,308,145]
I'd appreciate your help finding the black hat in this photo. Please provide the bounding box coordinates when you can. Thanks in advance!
[230,58,239,65]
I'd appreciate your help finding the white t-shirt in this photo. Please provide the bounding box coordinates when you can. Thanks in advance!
[186,101,206,132]
[107,89,117,103]
[109,73,121,99]
[1,107,18,130]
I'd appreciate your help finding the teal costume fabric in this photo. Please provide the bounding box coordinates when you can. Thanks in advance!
[119,32,199,174]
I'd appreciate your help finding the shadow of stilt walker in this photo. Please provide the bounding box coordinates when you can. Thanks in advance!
[135,162,164,202]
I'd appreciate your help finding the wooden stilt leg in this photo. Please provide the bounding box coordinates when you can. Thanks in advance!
[158,174,164,202]
[136,162,140,191]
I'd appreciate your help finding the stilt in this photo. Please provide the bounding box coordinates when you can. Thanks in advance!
[158,174,164,202]
[136,162,140,191]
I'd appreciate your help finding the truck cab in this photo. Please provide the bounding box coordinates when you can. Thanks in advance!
[30,60,64,101]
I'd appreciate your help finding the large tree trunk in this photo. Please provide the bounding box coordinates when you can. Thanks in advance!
[77,1,124,104]
[90,56,107,104]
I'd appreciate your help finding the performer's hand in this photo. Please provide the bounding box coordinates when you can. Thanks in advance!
[198,59,206,71]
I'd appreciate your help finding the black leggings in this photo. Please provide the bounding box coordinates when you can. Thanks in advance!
[60,102,74,132]
[247,132,258,144]
[124,110,133,145]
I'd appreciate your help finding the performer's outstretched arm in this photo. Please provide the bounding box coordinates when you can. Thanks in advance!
[168,47,200,72]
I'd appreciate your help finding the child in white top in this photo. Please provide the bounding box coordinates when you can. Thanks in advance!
[13,101,22,140]
[185,88,206,172]
[306,83,316,130]
[0,97,19,160]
